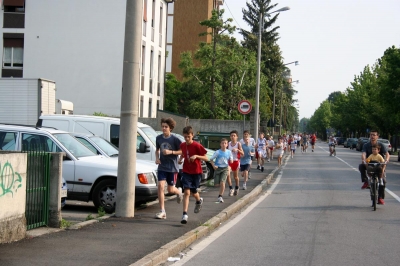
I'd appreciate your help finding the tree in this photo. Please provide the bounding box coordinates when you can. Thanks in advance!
[164,73,185,114]
[198,8,236,117]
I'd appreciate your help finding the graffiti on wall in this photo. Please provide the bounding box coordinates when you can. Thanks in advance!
[0,161,22,198]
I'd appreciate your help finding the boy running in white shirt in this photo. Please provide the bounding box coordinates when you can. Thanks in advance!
[255,132,267,172]
[240,136,255,190]
[227,130,244,196]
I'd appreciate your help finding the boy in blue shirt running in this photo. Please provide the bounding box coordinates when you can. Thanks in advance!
[240,136,255,190]
[209,138,233,203]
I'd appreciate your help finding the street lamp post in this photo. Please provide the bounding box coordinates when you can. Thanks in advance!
[254,6,290,139]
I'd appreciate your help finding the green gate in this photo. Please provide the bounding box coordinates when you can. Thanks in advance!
[25,151,51,230]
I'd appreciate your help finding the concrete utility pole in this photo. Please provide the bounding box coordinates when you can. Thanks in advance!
[116,0,142,217]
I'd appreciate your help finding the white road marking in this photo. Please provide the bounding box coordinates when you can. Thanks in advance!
[318,145,400,203]
[174,160,287,265]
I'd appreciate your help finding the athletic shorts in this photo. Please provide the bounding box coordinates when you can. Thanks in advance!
[268,147,274,151]
[240,164,251,172]
[181,173,201,191]
[214,167,229,184]
[228,160,240,171]
[157,171,178,186]
[257,150,266,158]
[311,141,315,145]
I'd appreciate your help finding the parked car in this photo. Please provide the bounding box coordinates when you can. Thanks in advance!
[72,133,119,158]
[61,177,67,208]
[377,139,392,155]
[336,137,346,145]
[0,124,158,213]
[356,137,369,151]
[344,138,358,149]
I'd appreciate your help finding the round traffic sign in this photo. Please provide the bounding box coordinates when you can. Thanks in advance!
[238,100,252,115]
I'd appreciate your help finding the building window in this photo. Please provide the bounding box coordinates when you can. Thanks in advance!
[140,96,144,117]
[3,47,23,68]
[2,34,24,77]
[3,0,25,28]
[157,53,161,96]
[141,44,145,91]
[148,98,152,117]
[149,49,154,93]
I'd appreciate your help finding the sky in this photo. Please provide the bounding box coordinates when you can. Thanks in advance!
[222,0,400,119]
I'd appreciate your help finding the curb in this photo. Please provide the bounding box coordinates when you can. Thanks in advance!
[131,155,288,266]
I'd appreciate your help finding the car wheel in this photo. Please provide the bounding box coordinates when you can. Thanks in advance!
[92,179,116,214]
[206,162,214,180]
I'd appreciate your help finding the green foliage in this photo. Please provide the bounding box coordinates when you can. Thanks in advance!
[93,112,109,117]
[308,46,400,138]
[85,214,94,221]
[97,206,105,218]
[60,219,72,229]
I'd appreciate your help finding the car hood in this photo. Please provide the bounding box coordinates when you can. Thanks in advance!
[77,156,156,174]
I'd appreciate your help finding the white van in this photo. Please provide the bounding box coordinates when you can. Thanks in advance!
[37,115,157,162]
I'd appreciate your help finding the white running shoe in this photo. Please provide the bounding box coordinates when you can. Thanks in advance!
[176,187,183,204]
[229,189,234,196]
[242,183,247,190]
[155,211,166,219]
[181,214,188,224]
[218,196,224,203]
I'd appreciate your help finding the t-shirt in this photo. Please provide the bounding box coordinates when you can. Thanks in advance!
[180,141,207,174]
[366,153,385,163]
[268,139,275,148]
[362,141,387,158]
[290,140,297,150]
[257,138,267,152]
[210,149,232,168]
[156,134,181,173]
[240,144,254,165]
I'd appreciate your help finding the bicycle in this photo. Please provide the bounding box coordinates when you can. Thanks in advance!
[366,162,387,211]
[329,143,336,156]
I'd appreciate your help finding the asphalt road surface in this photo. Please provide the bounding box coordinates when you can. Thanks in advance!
[171,144,400,266]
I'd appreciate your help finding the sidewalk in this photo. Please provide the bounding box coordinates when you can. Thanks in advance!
[0,158,286,266]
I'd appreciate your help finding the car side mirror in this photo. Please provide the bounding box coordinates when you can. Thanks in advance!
[138,142,148,153]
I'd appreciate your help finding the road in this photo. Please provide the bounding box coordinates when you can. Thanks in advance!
[170,144,400,266]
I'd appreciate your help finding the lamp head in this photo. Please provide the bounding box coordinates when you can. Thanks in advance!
[295,61,299,66]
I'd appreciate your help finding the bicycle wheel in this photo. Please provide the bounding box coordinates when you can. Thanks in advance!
[371,179,377,211]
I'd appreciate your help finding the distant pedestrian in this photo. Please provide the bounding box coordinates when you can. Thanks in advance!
[155,118,183,220]
[240,135,255,190]
[310,133,317,152]
[255,132,267,172]
[267,135,275,161]
[178,126,209,224]
[209,138,233,203]
[227,130,244,196]
[289,135,297,158]
[275,137,284,167]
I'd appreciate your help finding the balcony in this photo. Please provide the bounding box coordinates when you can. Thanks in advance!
[3,12,24,28]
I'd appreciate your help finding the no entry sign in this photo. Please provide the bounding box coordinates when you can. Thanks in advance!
[238,100,252,115]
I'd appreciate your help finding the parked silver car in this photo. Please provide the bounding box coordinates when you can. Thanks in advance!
[377,139,392,155]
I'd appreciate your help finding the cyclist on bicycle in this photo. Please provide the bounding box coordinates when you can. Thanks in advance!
[359,130,390,202]
[328,136,336,155]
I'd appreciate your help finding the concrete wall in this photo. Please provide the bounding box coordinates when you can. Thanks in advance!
[0,152,27,243]
[139,110,260,138]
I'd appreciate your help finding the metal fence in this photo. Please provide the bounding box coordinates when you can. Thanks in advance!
[25,151,51,230]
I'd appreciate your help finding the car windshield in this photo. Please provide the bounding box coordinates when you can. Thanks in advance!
[90,136,119,157]
[53,133,96,158]
[141,126,157,147]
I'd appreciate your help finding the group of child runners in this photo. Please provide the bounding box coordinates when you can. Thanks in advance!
[154,117,317,224]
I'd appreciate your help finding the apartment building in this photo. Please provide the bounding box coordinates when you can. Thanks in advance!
[166,0,223,80]
[1,0,168,117]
